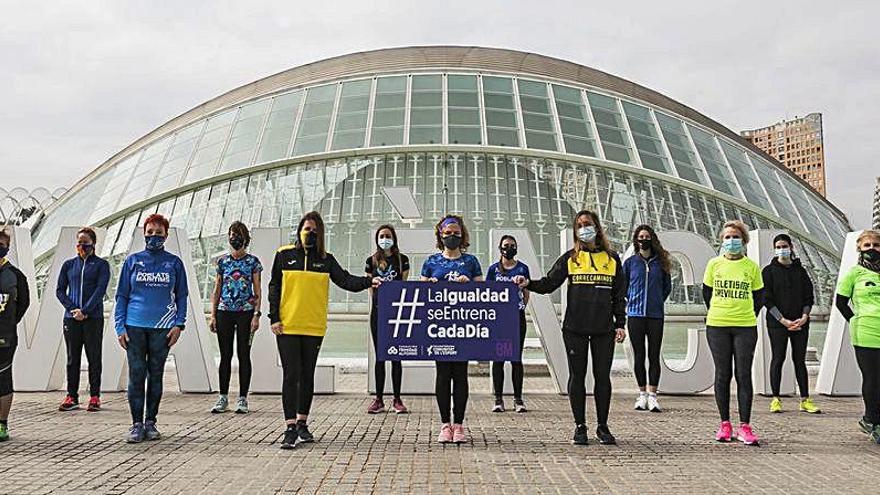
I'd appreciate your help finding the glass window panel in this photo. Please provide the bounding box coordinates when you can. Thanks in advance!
[370,76,406,147]
[118,135,174,210]
[483,76,520,147]
[330,79,372,151]
[254,91,301,163]
[219,99,271,173]
[409,126,442,145]
[718,139,772,210]
[517,80,556,151]
[184,109,237,184]
[449,127,482,145]
[293,84,337,156]
[586,92,634,164]
[620,101,672,175]
[408,75,443,145]
[751,156,805,229]
[447,74,481,145]
[654,112,706,185]
[487,129,518,147]
[687,125,740,198]
[89,152,143,223]
[552,85,598,158]
[779,173,830,243]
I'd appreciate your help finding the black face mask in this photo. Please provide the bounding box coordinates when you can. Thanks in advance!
[862,249,880,263]
[638,239,652,251]
[303,231,318,248]
[229,236,245,251]
[501,246,517,260]
[442,235,462,250]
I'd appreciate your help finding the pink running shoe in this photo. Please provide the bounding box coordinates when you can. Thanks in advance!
[715,420,733,442]
[452,423,467,444]
[437,423,454,443]
[392,398,408,414]
[367,398,385,414]
[735,423,760,446]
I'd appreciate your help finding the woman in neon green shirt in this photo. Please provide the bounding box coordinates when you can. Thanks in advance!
[702,220,764,446]
[836,230,880,444]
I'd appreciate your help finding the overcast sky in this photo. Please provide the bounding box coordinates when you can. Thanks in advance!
[2,0,877,226]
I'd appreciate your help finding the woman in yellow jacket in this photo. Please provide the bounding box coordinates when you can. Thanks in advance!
[268,211,381,450]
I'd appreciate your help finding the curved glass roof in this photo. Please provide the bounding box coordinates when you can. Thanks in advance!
[32,64,851,258]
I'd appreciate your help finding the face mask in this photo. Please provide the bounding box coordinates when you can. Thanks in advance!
[577,226,596,243]
[229,236,245,251]
[862,249,880,263]
[300,230,317,248]
[722,238,743,255]
[377,238,394,251]
[637,239,652,251]
[442,235,462,250]
[775,248,791,259]
[501,246,517,260]
[76,243,94,257]
[0,246,8,259]
[145,235,165,251]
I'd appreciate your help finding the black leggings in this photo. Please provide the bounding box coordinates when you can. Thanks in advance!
[436,361,469,424]
[492,311,527,399]
[276,334,323,420]
[707,326,757,424]
[768,325,809,398]
[563,330,615,426]
[370,310,401,399]
[63,318,103,399]
[216,310,253,397]
[855,346,880,424]
[628,317,663,388]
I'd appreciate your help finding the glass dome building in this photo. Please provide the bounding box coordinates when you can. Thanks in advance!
[29,46,850,315]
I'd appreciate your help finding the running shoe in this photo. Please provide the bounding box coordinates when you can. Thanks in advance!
[769,397,783,413]
[648,395,661,413]
[572,424,589,445]
[280,426,298,450]
[859,418,876,434]
[715,420,733,443]
[492,398,505,413]
[634,394,648,411]
[59,395,79,411]
[0,423,8,442]
[367,398,385,414]
[799,397,821,414]
[144,421,161,441]
[514,398,527,413]
[296,421,314,443]
[452,424,467,444]
[596,424,616,445]
[871,425,880,445]
[87,396,101,412]
[392,398,408,414]
[211,395,229,414]
[235,396,249,414]
[438,423,454,443]
[127,423,145,443]
[735,423,759,446]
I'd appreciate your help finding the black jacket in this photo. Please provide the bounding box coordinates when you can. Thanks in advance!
[762,258,814,328]
[528,249,627,335]
[0,261,30,340]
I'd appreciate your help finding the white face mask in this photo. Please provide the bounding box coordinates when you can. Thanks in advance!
[775,248,791,259]
[577,226,596,243]
[377,238,394,251]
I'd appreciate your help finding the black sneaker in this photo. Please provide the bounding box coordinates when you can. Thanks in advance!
[296,421,314,443]
[572,424,589,445]
[127,423,145,443]
[514,398,527,413]
[871,425,880,445]
[596,424,616,445]
[280,426,298,450]
[144,421,161,441]
[492,398,505,413]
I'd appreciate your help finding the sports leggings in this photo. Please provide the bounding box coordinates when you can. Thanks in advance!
[216,310,253,397]
[627,317,663,388]
[855,346,880,425]
[563,330,615,426]
[436,361,469,424]
[276,334,323,420]
[768,325,809,398]
[370,310,402,399]
[706,326,758,424]
[492,311,527,399]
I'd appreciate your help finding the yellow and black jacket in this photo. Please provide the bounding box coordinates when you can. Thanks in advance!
[529,249,627,335]
[268,245,371,337]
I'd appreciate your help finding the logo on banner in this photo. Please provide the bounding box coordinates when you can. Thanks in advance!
[388,288,424,338]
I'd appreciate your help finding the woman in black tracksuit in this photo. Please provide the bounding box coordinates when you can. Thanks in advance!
[518,210,627,446]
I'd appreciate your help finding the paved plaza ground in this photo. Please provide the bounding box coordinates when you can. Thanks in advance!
[1,370,878,494]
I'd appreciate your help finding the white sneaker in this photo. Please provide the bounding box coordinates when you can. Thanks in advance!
[647,395,661,412]
[634,394,648,411]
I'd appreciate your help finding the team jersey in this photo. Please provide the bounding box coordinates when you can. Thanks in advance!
[216,253,263,312]
[703,255,764,328]
[365,253,410,305]
[420,252,482,282]
[486,260,530,310]
[114,249,188,335]
[837,265,880,348]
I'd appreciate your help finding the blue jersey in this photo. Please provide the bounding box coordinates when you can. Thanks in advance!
[216,253,263,312]
[114,249,188,335]
[486,260,530,310]
[420,253,482,282]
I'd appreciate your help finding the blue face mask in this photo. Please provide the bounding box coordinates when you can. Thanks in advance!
[722,238,743,254]
[0,245,8,259]
[775,248,791,259]
[145,235,166,251]
[577,226,596,243]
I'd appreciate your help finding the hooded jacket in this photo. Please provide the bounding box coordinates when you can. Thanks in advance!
[762,257,814,329]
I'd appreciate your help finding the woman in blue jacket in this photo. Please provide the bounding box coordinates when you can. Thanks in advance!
[115,214,188,444]
[623,225,672,412]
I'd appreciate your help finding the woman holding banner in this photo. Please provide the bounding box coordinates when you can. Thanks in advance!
[365,225,410,415]
[268,211,381,450]
[486,235,530,413]
[421,214,483,444]
[516,210,627,446]
[836,230,880,444]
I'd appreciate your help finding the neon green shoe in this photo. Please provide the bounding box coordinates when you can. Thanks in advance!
[799,397,821,414]
[769,397,783,413]
[0,423,8,442]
